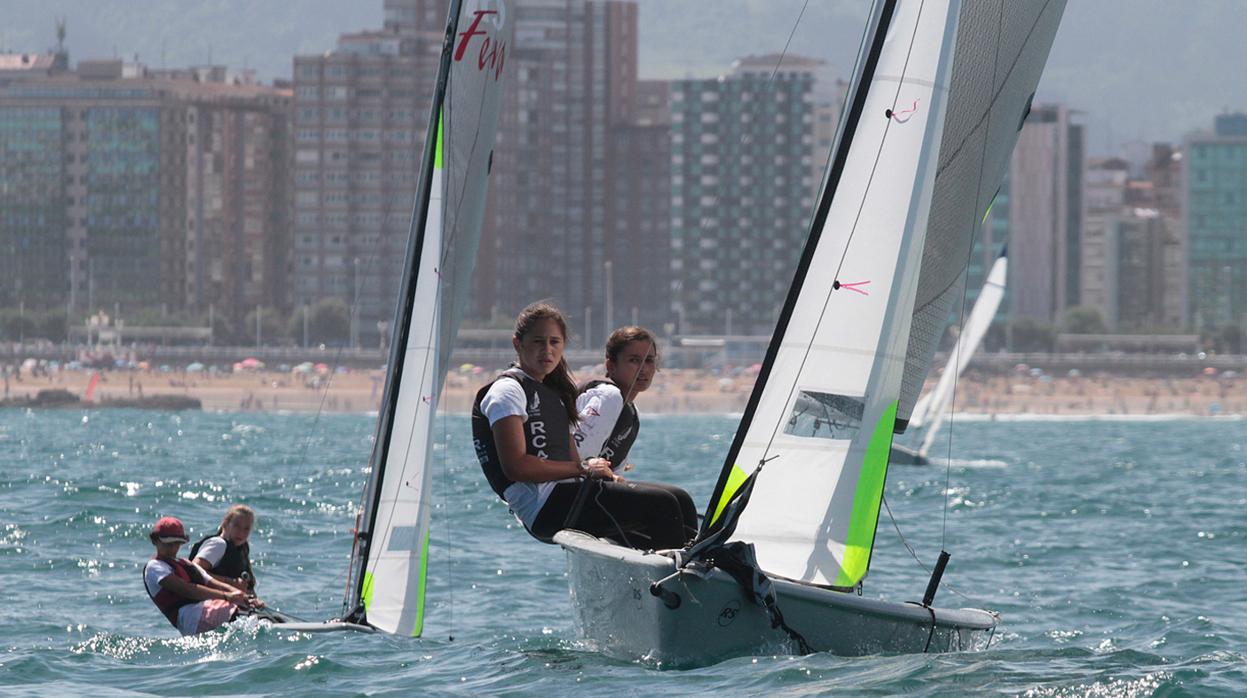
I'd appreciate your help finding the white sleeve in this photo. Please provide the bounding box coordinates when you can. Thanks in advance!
[481,378,527,425]
[144,559,172,597]
[574,383,624,459]
[193,537,227,568]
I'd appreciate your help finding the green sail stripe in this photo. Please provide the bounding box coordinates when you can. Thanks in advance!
[834,400,897,588]
[981,192,997,225]
[412,528,430,637]
[434,109,444,169]
[362,570,375,611]
[709,463,751,527]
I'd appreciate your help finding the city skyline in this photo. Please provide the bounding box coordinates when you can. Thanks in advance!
[2,1,1246,350]
[4,1,1246,153]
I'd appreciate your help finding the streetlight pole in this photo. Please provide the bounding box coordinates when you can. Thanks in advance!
[604,259,613,343]
[255,303,262,349]
[352,257,362,349]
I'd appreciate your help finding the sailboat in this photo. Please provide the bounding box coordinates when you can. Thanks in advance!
[555,0,1065,665]
[891,248,1007,465]
[275,0,515,635]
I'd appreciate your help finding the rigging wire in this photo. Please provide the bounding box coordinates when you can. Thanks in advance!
[939,1,1006,551]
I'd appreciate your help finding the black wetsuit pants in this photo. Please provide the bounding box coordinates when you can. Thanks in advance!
[530,479,699,550]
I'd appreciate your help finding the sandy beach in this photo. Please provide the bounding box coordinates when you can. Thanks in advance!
[2,364,1243,418]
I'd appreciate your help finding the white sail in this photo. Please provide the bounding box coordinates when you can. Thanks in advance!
[911,251,1007,455]
[354,0,514,637]
[909,250,1006,429]
[896,0,1067,428]
[710,0,961,588]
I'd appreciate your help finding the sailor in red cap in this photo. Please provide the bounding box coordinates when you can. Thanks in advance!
[143,516,262,635]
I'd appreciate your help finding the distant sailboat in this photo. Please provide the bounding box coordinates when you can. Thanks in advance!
[892,248,1007,465]
[276,0,515,635]
[556,0,1064,666]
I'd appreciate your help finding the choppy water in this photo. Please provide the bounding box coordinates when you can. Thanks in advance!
[1,408,1244,696]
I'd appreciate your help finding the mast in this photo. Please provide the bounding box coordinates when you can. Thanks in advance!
[697,0,963,589]
[698,0,1066,590]
[347,0,465,620]
[700,0,901,538]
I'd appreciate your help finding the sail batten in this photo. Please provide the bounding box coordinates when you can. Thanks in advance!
[348,0,514,636]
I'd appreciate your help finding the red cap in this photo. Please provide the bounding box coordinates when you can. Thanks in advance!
[151,516,188,544]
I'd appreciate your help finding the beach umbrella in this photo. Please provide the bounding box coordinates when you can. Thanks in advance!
[293,362,314,374]
[459,363,475,373]
[314,362,330,374]
[1203,367,1218,376]
[186,362,205,373]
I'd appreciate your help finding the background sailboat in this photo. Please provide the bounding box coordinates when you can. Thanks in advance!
[892,248,1008,465]
[272,0,515,636]
[557,0,1065,666]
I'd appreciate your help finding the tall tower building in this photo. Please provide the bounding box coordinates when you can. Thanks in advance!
[475,0,640,347]
[1006,104,1084,325]
[1185,113,1247,331]
[667,54,819,336]
[291,1,444,347]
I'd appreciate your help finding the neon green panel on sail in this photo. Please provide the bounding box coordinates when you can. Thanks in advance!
[834,400,897,588]
[709,463,752,527]
[412,528,430,637]
[434,110,444,169]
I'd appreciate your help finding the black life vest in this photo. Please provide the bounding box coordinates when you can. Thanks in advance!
[145,557,200,628]
[188,533,255,590]
[577,379,640,470]
[471,368,572,499]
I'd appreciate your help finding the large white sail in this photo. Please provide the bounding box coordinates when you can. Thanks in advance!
[705,0,961,588]
[896,0,1066,429]
[352,0,514,637]
[911,250,1007,455]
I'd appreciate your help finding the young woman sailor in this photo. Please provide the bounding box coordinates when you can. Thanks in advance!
[471,304,690,549]
[572,326,698,541]
[190,504,258,592]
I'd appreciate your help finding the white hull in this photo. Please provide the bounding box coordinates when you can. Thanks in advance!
[554,530,996,667]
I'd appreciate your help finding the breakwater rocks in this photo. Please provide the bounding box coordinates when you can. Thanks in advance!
[0,389,201,410]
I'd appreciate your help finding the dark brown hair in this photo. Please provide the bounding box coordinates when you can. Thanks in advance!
[515,301,579,423]
[605,326,659,363]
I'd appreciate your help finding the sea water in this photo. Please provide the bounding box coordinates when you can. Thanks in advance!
[1,408,1244,696]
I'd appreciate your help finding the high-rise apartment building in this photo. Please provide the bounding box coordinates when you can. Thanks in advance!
[1185,113,1247,330]
[291,0,444,347]
[475,0,640,346]
[1007,104,1084,325]
[0,56,290,323]
[668,54,819,336]
[1077,148,1186,332]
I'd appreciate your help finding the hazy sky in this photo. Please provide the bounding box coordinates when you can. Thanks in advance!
[4,0,1245,153]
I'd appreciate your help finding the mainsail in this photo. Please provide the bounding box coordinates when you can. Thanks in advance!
[908,248,1007,446]
[896,0,1066,430]
[701,0,1065,590]
[347,0,514,637]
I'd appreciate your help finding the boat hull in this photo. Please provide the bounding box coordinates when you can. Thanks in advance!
[554,530,996,667]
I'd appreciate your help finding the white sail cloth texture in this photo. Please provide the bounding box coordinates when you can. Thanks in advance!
[729,0,959,588]
[363,0,515,637]
[896,0,1066,429]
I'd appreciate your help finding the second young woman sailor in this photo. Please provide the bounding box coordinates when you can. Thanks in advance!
[472,303,691,549]
[571,326,698,540]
